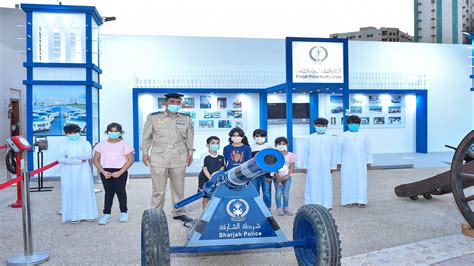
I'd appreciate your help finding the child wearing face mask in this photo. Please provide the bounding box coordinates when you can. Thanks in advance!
[223,128,252,171]
[198,136,225,209]
[274,137,298,216]
[93,123,134,225]
[338,115,373,208]
[58,124,98,224]
[250,129,273,210]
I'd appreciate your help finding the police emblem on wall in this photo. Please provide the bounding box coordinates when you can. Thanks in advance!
[226,199,250,221]
[309,46,328,63]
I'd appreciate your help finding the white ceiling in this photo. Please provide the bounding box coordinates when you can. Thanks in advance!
[0,0,414,38]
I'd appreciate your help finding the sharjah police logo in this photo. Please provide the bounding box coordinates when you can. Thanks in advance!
[226,199,250,221]
[309,46,328,63]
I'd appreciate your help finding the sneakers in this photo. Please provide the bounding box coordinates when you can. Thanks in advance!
[283,207,293,216]
[98,214,111,225]
[119,212,128,222]
[276,207,285,216]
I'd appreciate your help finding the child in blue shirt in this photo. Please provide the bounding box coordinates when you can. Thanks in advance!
[223,128,252,171]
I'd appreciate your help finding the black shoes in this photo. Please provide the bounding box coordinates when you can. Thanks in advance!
[173,215,194,228]
[173,215,193,223]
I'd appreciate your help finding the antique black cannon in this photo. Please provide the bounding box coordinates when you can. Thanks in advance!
[395,131,474,227]
[141,148,341,265]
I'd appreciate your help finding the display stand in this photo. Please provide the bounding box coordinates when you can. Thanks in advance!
[30,137,52,192]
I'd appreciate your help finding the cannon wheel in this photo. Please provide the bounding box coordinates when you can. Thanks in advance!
[451,130,474,228]
[141,208,170,266]
[293,204,341,265]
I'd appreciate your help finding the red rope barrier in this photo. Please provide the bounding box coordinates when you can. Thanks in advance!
[0,145,7,149]
[0,160,59,190]
[29,161,59,177]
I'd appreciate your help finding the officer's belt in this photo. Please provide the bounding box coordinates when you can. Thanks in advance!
[153,141,186,150]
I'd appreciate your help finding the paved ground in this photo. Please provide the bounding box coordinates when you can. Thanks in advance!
[1,167,473,265]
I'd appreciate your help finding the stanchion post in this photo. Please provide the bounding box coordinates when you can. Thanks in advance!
[7,171,49,265]
[21,172,33,256]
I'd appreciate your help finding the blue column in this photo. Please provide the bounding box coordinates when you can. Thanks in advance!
[416,92,428,153]
[286,87,293,151]
[309,93,319,134]
[259,92,268,132]
[133,90,140,161]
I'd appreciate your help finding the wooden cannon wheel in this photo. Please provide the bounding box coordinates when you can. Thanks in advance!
[451,130,474,228]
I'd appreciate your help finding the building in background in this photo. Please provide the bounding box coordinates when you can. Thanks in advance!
[415,0,473,44]
[330,27,413,42]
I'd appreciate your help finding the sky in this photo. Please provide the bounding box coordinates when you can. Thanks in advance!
[1,0,414,38]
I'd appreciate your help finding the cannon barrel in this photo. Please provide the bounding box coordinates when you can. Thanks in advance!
[175,148,284,209]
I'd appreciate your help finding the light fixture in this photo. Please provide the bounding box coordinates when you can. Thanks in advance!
[102,16,117,22]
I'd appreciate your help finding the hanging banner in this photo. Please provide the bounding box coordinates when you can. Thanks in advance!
[292,41,344,83]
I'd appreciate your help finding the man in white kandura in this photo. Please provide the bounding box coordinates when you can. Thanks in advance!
[338,115,373,208]
[302,118,338,210]
[58,124,98,223]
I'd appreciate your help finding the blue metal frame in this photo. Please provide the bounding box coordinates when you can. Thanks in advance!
[22,4,102,170]
[259,93,268,133]
[309,93,319,134]
[21,4,103,26]
[132,88,267,161]
[170,238,315,253]
[285,37,348,150]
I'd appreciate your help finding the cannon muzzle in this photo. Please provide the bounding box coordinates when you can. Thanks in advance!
[175,148,284,209]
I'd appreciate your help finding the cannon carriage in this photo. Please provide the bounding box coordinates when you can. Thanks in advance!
[141,148,341,265]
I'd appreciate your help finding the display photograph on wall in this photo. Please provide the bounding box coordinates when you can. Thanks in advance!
[143,93,246,132]
[346,94,406,128]
[33,86,86,136]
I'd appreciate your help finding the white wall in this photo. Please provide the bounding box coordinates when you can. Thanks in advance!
[349,41,472,152]
[99,35,285,159]
[99,37,472,158]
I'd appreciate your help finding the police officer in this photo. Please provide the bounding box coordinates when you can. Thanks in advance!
[141,93,194,223]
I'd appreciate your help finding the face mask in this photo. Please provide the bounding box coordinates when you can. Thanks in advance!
[67,133,80,141]
[255,137,266,144]
[277,145,287,151]
[315,127,326,134]
[231,136,243,143]
[210,144,220,151]
[348,124,360,132]
[108,132,121,139]
[167,104,181,113]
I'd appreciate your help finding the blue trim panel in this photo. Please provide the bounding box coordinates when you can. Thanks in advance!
[86,14,92,65]
[416,92,428,153]
[133,91,140,161]
[286,86,293,151]
[259,93,268,133]
[309,93,319,133]
[134,88,266,93]
[23,80,102,89]
[348,89,427,94]
[86,86,93,143]
[23,62,103,74]
[26,12,33,63]
[265,83,287,92]
[21,4,103,26]
[27,85,34,172]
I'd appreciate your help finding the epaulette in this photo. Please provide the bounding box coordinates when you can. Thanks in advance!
[150,111,163,116]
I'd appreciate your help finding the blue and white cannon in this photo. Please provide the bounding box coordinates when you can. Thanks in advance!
[141,148,341,265]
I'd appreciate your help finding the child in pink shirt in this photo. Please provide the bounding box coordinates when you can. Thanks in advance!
[93,123,134,225]
[274,137,297,216]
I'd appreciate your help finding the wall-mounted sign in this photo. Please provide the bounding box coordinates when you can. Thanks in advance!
[292,41,344,83]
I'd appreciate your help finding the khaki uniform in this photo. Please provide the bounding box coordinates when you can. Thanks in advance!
[141,111,194,217]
